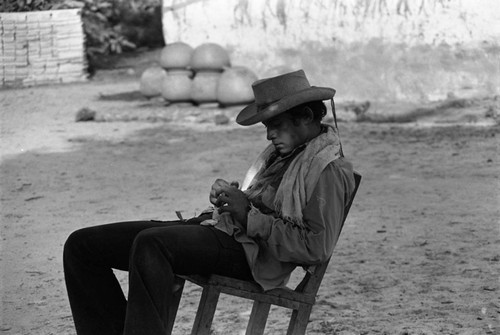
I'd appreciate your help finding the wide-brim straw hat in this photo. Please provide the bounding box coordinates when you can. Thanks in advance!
[236,69,336,126]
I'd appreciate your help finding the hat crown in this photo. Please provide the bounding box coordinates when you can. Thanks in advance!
[253,70,311,107]
[236,69,335,126]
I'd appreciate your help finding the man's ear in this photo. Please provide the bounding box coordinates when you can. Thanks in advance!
[302,107,315,124]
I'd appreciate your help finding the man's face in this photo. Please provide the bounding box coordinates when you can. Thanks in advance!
[263,113,306,156]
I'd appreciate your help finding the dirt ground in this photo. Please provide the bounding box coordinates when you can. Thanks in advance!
[1,64,499,335]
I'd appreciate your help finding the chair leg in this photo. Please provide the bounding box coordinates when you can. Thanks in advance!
[166,277,185,335]
[191,285,221,335]
[245,301,271,335]
[286,304,312,335]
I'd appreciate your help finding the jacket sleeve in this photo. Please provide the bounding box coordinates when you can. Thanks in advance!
[246,161,355,264]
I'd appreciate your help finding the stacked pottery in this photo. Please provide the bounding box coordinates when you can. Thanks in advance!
[139,66,167,98]
[159,42,194,104]
[190,43,230,105]
[217,66,258,106]
[160,41,193,69]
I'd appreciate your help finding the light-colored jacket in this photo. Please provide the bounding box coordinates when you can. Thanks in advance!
[236,157,355,291]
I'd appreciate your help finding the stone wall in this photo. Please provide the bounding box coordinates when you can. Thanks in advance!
[162,0,500,102]
[0,9,87,88]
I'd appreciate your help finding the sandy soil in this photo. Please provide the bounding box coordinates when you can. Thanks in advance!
[1,70,499,335]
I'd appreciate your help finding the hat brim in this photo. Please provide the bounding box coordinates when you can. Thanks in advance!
[236,86,336,126]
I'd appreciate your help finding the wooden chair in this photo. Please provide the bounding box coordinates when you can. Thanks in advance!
[169,172,361,335]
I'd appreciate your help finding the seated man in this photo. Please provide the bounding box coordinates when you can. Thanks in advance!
[63,69,356,335]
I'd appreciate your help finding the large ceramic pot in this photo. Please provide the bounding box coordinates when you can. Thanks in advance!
[139,66,168,97]
[217,66,258,106]
[190,43,230,72]
[160,42,194,69]
[191,71,221,104]
[161,69,193,103]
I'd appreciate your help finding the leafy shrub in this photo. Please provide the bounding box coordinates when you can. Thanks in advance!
[1,0,164,71]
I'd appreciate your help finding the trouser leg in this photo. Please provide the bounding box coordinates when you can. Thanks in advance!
[124,223,252,335]
[63,220,177,335]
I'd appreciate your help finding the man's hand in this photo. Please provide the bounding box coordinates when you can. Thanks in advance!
[209,179,249,226]
[209,179,238,205]
[217,184,250,227]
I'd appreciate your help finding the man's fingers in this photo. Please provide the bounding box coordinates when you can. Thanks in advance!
[211,182,244,207]
[220,184,240,195]
[210,179,231,204]
[210,189,217,198]
[218,204,234,214]
[215,178,229,185]
[214,179,230,191]
[214,193,229,207]
[209,188,219,204]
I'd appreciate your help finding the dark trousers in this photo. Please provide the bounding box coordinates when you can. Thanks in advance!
[63,215,253,335]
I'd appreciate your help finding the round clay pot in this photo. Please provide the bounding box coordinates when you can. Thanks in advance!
[161,69,193,103]
[190,43,230,71]
[160,42,194,69]
[191,71,221,104]
[139,66,167,97]
[217,66,258,106]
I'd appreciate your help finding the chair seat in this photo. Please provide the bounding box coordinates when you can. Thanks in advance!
[180,274,316,310]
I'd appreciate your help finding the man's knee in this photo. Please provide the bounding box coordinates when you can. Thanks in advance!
[63,228,91,261]
[130,229,171,270]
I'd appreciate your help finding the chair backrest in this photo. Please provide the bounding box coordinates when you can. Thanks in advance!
[294,171,362,294]
[340,171,362,233]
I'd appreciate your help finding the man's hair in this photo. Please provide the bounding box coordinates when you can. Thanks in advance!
[285,101,327,124]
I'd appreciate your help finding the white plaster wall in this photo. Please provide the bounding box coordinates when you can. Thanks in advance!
[163,0,499,47]
[162,0,500,101]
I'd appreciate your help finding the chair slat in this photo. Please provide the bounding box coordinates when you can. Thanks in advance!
[190,285,220,335]
[246,301,271,335]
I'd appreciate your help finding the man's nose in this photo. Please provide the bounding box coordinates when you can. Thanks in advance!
[266,127,276,141]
